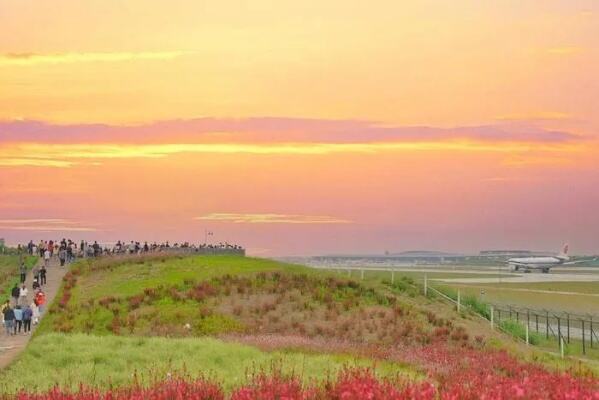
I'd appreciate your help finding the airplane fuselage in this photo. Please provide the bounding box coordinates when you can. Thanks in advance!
[507,255,569,273]
[509,256,564,266]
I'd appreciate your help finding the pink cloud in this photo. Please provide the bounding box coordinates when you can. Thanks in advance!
[0,117,585,145]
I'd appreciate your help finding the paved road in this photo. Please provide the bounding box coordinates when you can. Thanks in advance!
[0,256,68,369]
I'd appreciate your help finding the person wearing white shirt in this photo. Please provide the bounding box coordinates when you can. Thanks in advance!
[44,249,51,268]
[19,285,28,306]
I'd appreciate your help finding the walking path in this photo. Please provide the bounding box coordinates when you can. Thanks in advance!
[0,256,68,369]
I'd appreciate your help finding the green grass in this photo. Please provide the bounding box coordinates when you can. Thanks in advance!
[0,333,417,394]
[0,254,37,304]
[499,320,542,345]
[79,255,309,301]
[39,255,411,339]
[352,269,509,282]
[438,284,599,315]
[36,255,314,336]
[476,280,599,294]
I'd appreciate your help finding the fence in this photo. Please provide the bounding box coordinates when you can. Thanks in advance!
[489,304,599,355]
[315,266,599,357]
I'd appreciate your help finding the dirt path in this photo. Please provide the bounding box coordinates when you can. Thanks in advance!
[0,256,68,369]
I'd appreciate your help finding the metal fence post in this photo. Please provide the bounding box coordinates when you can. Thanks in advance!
[557,317,561,346]
[591,316,594,349]
[567,313,570,344]
[526,324,529,346]
[491,306,494,329]
[546,311,549,339]
[457,290,461,313]
[424,274,428,297]
[582,319,586,355]
[560,336,564,359]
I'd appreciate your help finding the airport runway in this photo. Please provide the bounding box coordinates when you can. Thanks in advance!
[436,273,599,284]
[311,265,599,284]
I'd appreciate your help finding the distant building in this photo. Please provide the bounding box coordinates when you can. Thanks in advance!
[313,250,470,265]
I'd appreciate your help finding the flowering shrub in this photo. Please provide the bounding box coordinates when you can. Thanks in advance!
[3,366,598,400]
[231,371,312,400]
[322,368,436,400]
[6,378,224,400]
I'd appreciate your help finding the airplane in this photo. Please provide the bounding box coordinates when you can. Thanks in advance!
[507,244,590,273]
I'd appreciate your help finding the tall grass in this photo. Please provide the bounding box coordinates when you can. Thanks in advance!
[499,320,542,345]
[0,334,411,394]
[430,285,491,319]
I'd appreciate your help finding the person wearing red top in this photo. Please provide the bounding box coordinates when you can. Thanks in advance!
[35,290,46,314]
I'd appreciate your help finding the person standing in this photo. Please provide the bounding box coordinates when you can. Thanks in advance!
[32,265,39,285]
[22,304,32,334]
[35,290,46,314]
[19,261,27,284]
[66,243,73,263]
[58,246,67,266]
[40,265,47,286]
[3,305,15,336]
[0,300,8,327]
[11,284,20,305]
[13,305,23,334]
[31,301,40,325]
[44,248,51,268]
[19,284,28,306]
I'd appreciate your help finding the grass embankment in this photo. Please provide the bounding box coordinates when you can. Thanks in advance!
[3,254,440,392]
[0,333,412,393]
[0,253,37,304]
[36,255,328,336]
[38,254,462,344]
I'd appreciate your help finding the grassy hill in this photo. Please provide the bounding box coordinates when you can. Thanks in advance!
[38,254,467,345]
[2,253,598,398]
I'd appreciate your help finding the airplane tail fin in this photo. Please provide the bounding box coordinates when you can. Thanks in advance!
[559,243,569,258]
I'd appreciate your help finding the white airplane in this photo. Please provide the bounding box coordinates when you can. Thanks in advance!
[507,244,584,273]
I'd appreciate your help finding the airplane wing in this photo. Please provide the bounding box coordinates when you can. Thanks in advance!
[508,261,545,268]
[563,258,598,265]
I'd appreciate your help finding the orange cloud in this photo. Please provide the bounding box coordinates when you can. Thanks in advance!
[0,218,98,232]
[495,112,572,121]
[0,141,586,168]
[195,213,352,224]
[0,51,191,66]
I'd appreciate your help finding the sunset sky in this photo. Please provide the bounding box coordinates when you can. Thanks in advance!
[1,1,598,255]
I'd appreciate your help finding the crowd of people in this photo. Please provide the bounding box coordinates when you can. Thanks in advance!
[18,239,244,259]
[2,238,244,336]
[2,256,49,337]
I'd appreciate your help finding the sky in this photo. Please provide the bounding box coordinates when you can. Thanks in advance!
[1,0,598,255]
